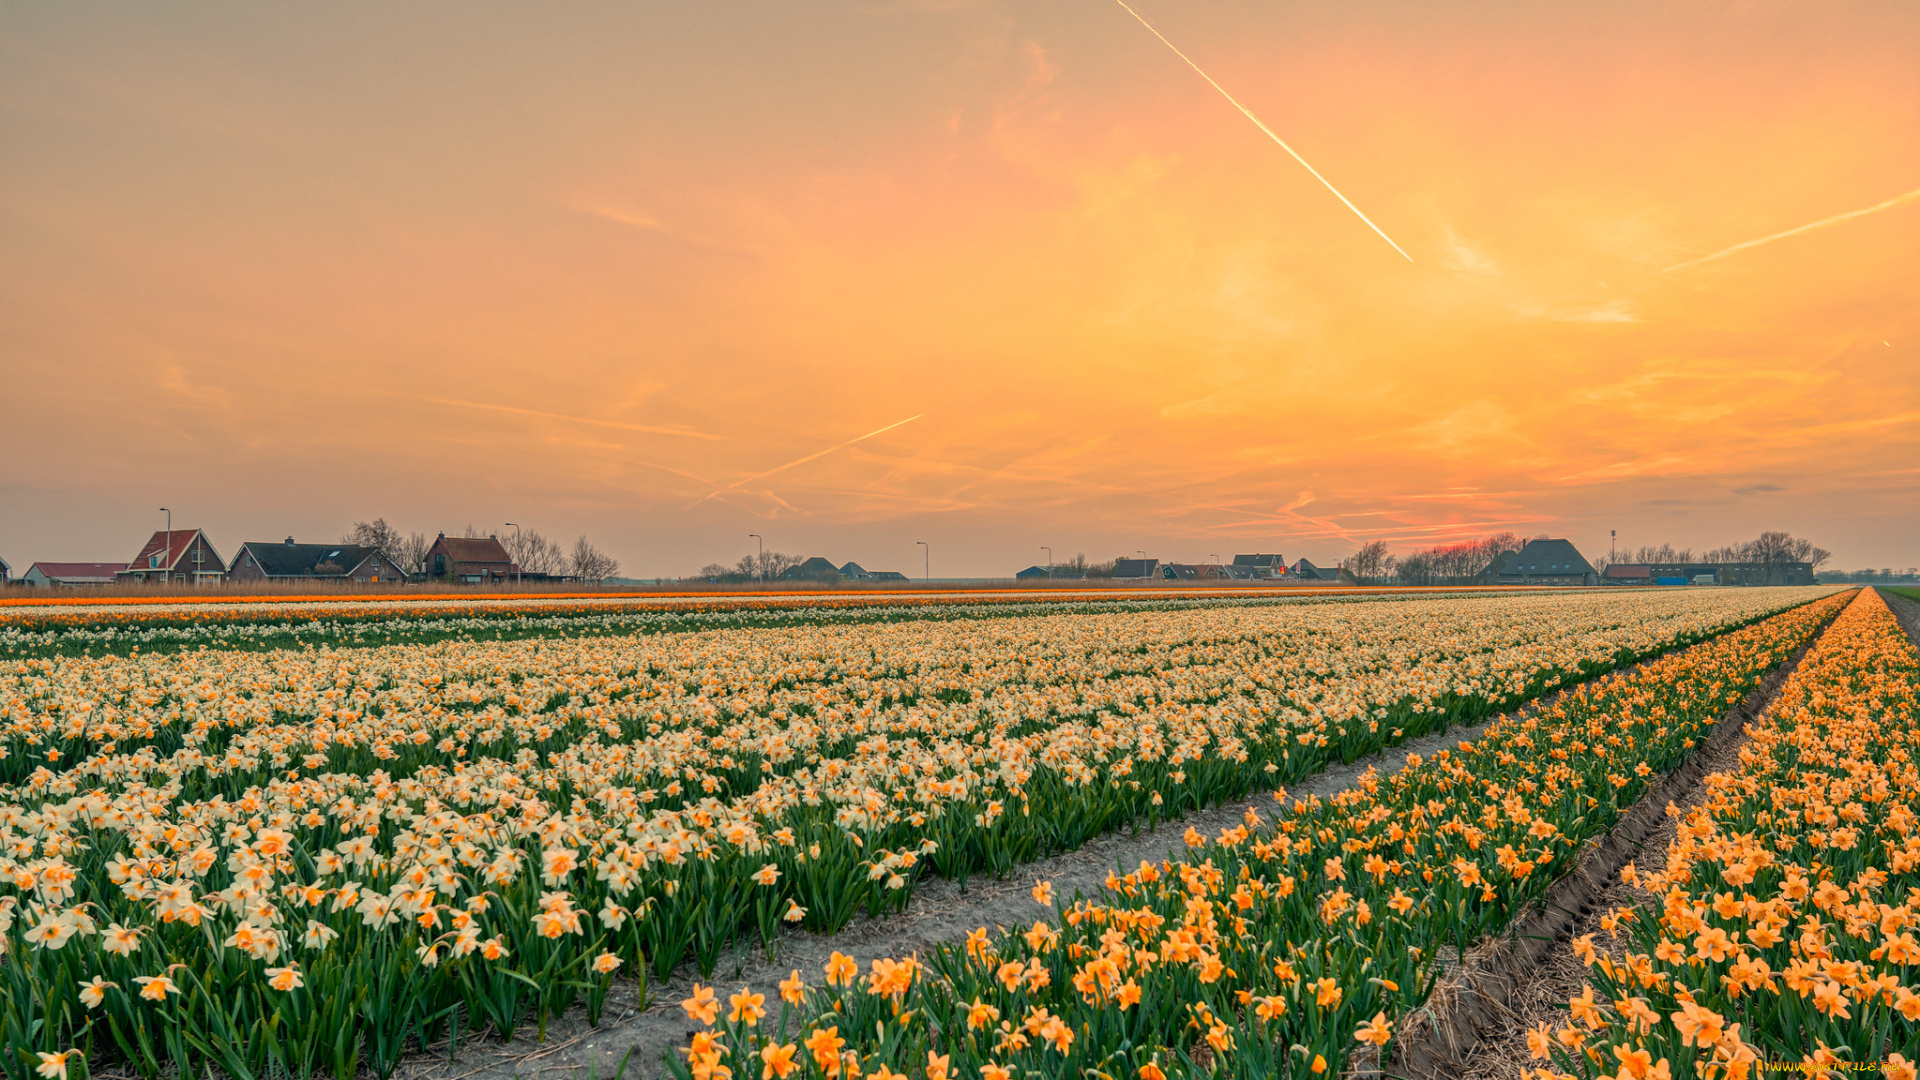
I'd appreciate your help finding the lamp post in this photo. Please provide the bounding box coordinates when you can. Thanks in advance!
[749,534,763,583]
[505,523,520,586]
[1209,553,1220,580]
[1042,546,1052,580]
[916,541,929,583]
[1137,550,1147,583]
[159,508,171,586]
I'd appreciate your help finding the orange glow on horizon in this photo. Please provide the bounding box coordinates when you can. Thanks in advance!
[1,1,1915,575]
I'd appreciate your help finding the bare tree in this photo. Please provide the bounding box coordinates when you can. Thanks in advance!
[344,518,405,562]
[1346,540,1393,584]
[400,532,431,575]
[569,535,621,582]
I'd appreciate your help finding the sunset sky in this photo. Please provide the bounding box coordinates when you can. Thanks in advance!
[3,0,1916,577]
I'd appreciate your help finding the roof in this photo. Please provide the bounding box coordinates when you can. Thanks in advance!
[1231,553,1283,568]
[1112,558,1159,578]
[27,562,127,580]
[236,541,386,577]
[1493,538,1594,577]
[430,535,514,565]
[867,570,909,581]
[839,562,870,578]
[1014,565,1052,578]
[130,529,216,571]
[779,557,841,578]
[1603,564,1652,579]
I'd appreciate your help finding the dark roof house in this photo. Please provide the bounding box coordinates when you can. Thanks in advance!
[1112,558,1160,580]
[1288,559,1353,583]
[230,539,409,583]
[1228,553,1285,579]
[0,555,9,583]
[778,557,843,581]
[118,529,226,584]
[426,534,518,584]
[21,562,128,587]
[1481,539,1596,586]
[839,562,871,580]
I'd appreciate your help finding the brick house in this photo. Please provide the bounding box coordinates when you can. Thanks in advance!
[229,538,410,583]
[425,533,518,583]
[118,529,227,584]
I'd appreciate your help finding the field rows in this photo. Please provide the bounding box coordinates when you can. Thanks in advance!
[0,587,1840,1080]
[661,591,1851,1080]
[1538,588,1920,1078]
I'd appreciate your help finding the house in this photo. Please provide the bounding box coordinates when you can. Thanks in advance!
[778,557,843,581]
[1289,559,1352,583]
[839,562,872,580]
[229,538,410,583]
[0,555,9,583]
[1112,558,1160,580]
[1602,564,1653,585]
[20,562,128,587]
[118,529,227,584]
[425,533,518,584]
[1480,539,1596,586]
[1162,563,1231,580]
[867,571,909,582]
[1228,553,1285,579]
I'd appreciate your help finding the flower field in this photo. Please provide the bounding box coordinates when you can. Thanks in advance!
[0,587,1841,1080]
[1535,588,1920,1079]
[656,590,1849,1080]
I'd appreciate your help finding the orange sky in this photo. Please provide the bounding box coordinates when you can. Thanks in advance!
[2,0,1916,577]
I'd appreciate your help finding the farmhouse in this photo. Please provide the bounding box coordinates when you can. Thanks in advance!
[1111,558,1160,580]
[1602,564,1653,585]
[20,562,128,586]
[1289,559,1352,583]
[1228,553,1285,579]
[1480,538,1596,586]
[1610,561,1814,586]
[118,529,227,585]
[425,534,517,583]
[229,538,409,583]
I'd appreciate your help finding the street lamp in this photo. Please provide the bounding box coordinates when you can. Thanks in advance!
[159,508,171,586]
[505,523,520,586]
[1137,550,1147,583]
[1042,546,1052,580]
[748,534,763,583]
[916,541,929,583]
[1209,553,1220,580]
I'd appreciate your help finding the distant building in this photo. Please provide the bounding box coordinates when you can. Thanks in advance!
[118,529,227,585]
[1481,539,1596,586]
[0,555,9,583]
[1602,564,1652,585]
[1607,562,1813,587]
[229,538,410,583]
[1014,565,1054,580]
[1112,558,1160,580]
[1228,553,1285,579]
[839,562,872,580]
[867,570,909,582]
[1289,559,1353,584]
[1162,563,1231,580]
[778,557,842,581]
[20,562,127,587]
[425,534,518,583]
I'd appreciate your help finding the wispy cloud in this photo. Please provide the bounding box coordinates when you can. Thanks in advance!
[686,414,925,508]
[419,397,723,441]
[1663,185,1920,272]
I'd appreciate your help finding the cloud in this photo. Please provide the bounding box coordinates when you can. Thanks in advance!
[1733,483,1783,496]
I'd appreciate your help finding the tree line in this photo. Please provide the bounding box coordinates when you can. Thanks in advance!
[1339,529,1831,586]
[342,519,620,582]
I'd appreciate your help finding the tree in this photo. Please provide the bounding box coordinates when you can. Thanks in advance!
[1346,541,1393,584]
[344,518,405,563]
[503,528,566,576]
[400,532,431,575]
[1393,551,1434,585]
[568,536,620,583]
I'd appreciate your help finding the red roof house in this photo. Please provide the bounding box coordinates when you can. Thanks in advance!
[118,529,227,584]
[425,533,518,583]
[21,562,130,586]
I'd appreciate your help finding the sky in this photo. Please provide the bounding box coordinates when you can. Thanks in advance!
[2,0,1917,578]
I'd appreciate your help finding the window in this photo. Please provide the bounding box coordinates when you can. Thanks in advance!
[149,554,161,568]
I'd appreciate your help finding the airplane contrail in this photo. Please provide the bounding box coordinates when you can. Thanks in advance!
[1111,0,1412,262]
[420,396,723,440]
[685,414,925,508]
[1663,185,1920,272]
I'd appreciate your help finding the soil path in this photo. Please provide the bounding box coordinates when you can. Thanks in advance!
[392,608,1833,1080]
[1390,593,1846,1079]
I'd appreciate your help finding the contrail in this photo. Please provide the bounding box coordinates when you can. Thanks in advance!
[1111,0,1412,262]
[1663,185,1920,272]
[420,396,723,440]
[686,414,925,508]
